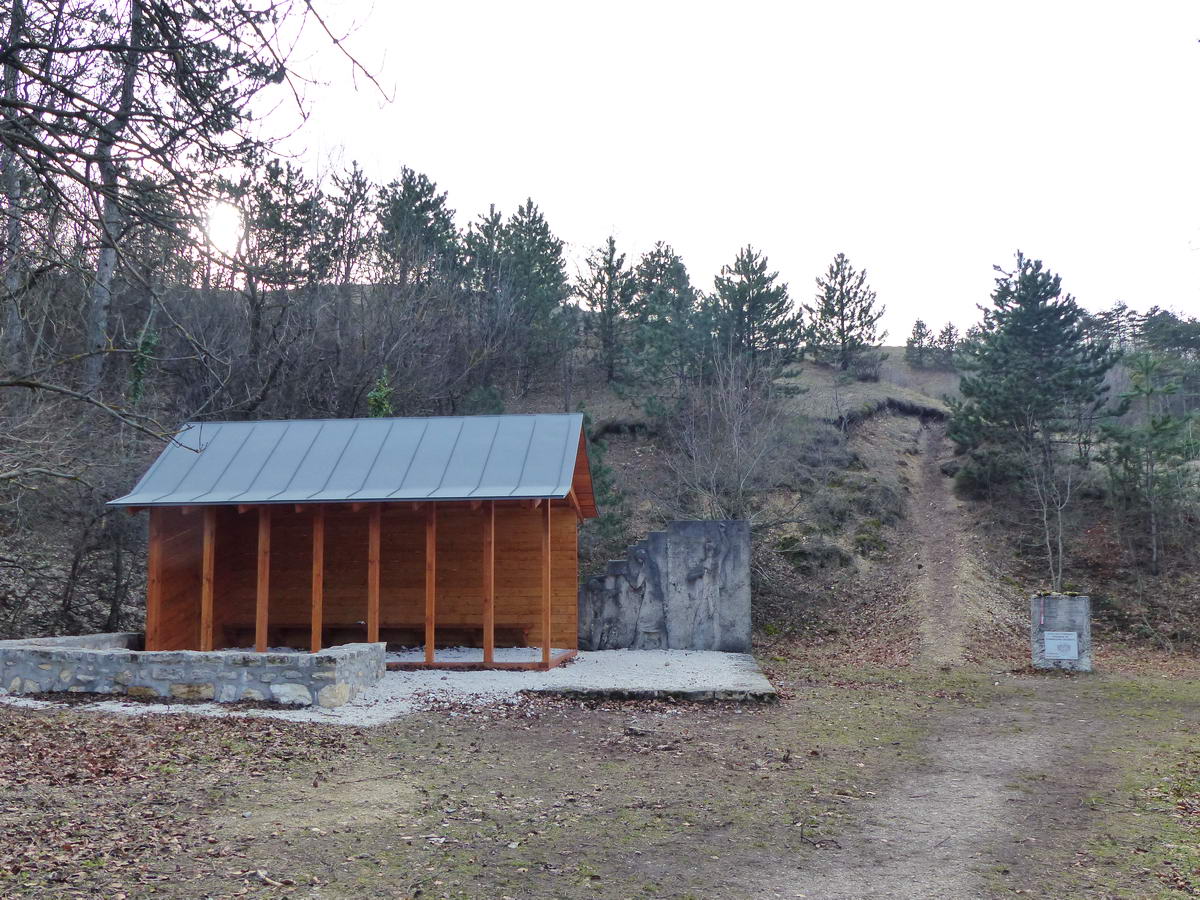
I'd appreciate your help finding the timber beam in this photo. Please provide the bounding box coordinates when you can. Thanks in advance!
[482,500,495,664]
[424,502,437,665]
[310,505,325,652]
[255,506,271,652]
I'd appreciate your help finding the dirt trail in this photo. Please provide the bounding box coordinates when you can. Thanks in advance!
[909,423,973,669]
[764,678,1100,899]
[756,421,1100,899]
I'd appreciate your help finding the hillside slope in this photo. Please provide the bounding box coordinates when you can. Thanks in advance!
[557,351,1034,666]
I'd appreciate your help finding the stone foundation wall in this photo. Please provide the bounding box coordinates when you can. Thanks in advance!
[0,634,384,707]
[579,520,751,652]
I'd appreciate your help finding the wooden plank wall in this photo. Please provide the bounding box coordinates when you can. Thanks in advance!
[494,505,577,648]
[151,508,203,650]
[211,505,250,646]
[161,502,578,650]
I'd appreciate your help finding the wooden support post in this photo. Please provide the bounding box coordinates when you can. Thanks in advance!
[425,503,437,665]
[310,505,325,652]
[542,500,552,668]
[146,509,162,651]
[483,500,495,665]
[367,503,381,643]
[255,506,271,653]
[200,507,216,651]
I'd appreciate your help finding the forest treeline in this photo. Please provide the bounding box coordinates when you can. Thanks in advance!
[4,154,893,428]
[0,0,1198,647]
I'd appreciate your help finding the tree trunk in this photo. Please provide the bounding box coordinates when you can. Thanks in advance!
[1146,454,1160,576]
[561,348,573,413]
[1,0,26,373]
[104,530,127,632]
[82,1,144,394]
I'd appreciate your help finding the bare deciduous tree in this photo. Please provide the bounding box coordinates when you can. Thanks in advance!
[658,349,795,523]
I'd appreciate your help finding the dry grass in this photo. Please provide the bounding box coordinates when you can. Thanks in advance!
[787,351,960,422]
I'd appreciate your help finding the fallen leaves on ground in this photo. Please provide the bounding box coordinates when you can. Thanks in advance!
[0,707,355,895]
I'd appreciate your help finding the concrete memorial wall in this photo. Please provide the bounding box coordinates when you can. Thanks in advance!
[579,520,751,652]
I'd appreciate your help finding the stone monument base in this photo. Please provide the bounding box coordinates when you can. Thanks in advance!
[1030,594,1092,672]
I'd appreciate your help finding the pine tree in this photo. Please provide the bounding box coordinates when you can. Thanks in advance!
[322,162,374,285]
[1090,301,1143,353]
[1140,307,1200,356]
[462,199,570,392]
[502,199,570,383]
[905,319,934,367]
[228,159,325,360]
[577,236,636,382]
[1100,353,1198,575]
[239,159,325,292]
[712,245,802,363]
[949,252,1116,589]
[367,371,395,417]
[628,242,704,394]
[934,323,960,369]
[806,252,886,371]
[462,205,505,300]
[376,167,457,285]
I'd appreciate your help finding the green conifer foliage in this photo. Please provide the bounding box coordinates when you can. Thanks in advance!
[577,236,636,383]
[806,252,886,371]
[934,323,960,369]
[462,199,571,391]
[949,252,1116,589]
[712,245,802,363]
[905,319,934,367]
[1101,353,1199,575]
[628,242,704,397]
[367,372,395,417]
[376,167,458,285]
[1140,306,1200,356]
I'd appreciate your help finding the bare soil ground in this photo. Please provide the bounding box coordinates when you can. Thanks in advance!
[765,678,1104,899]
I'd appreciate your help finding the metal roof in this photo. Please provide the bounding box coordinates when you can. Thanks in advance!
[109,414,595,515]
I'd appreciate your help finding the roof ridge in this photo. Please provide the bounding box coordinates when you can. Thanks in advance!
[178,412,582,428]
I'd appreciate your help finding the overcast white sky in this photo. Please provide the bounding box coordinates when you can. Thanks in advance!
[284,0,1200,336]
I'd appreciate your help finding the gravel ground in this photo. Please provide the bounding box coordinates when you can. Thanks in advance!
[386,645,572,664]
[0,649,775,727]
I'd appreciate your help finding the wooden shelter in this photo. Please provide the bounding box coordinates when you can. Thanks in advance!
[109,414,597,670]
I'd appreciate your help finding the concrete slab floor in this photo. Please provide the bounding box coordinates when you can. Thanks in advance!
[0,649,776,727]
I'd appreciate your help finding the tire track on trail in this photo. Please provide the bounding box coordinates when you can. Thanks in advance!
[910,423,971,669]
[756,680,1102,899]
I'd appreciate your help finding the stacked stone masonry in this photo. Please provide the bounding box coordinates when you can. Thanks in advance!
[579,520,751,652]
[0,633,384,707]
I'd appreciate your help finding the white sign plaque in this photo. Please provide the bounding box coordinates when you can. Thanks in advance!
[1043,631,1079,660]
